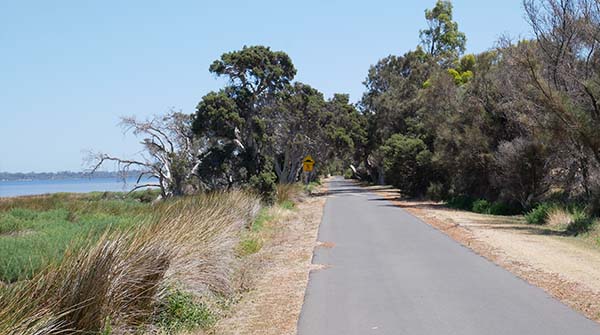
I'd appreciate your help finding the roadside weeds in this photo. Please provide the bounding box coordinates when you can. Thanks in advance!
[213,184,328,335]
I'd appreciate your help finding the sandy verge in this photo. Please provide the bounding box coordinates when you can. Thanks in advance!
[213,188,327,334]
[371,186,600,322]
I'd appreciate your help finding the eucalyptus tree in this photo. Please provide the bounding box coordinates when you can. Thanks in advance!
[361,48,432,183]
[89,112,198,200]
[419,0,466,65]
[192,46,296,188]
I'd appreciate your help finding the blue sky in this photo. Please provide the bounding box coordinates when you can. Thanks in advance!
[0,0,531,172]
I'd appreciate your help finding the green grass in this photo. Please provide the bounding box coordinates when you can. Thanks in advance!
[156,288,216,332]
[280,200,295,210]
[0,192,154,283]
[251,207,274,232]
[238,237,262,256]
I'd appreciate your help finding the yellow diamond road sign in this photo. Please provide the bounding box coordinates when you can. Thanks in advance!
[303,155,315,172]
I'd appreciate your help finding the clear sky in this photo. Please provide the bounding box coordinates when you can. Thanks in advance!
[0,0,531,173]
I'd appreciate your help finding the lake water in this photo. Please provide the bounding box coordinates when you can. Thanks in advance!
[0,178,152,198]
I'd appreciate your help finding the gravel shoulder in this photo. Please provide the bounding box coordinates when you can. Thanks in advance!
[372,186,600,322]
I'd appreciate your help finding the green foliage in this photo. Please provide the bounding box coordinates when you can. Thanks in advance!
[446,195,475,211]
[426,182,447,201]
[193,91,242,139]
[249,170,277,205]
[525,203,553,225]
[238,237,262,256]
[209,45,296,94]
[280,200,295,210]
[252,208,274,232]
[566,210,596,236]
[420,0,466,62]
[380,134,432,196]
[487,201,522,216]
[447,68,473,85]
[344,168,354,179]
[193,46,298,190]
[157,289,216,332]
[472,199,491,214]
[446,196,521,216]
[459,54,476,72]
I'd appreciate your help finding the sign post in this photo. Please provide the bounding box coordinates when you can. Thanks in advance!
[302,155,315,185]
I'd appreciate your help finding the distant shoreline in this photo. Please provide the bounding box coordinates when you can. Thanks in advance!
[0,171,143,182]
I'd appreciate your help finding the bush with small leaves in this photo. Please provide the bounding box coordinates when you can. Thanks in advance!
[566,210,596,236]
[525,203,553,225]
[426,182,447,202]
[446,195,475,211]
[472,199,491,214]
[249,170,278,205]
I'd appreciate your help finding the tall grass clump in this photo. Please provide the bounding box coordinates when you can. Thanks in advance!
[0,190,260,335]
[276,183,303,205]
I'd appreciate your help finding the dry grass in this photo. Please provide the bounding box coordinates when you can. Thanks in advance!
[214,183,327,335]
[0,190,261,335]
[547,207,574,228]
[276,183,304,205]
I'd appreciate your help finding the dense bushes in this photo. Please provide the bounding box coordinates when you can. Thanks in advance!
[525,203,553,225]
[380,134,432,196]
[426,182,447,202]
[249,170,278,204]
[446,195,521,216]
[566,210,596,236]
[472,199,491,214]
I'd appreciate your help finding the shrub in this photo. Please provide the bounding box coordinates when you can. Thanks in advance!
[238,238,262,256]
[344,168,354,179]
[566,210,596,235]
[525,203,553,225]
[426,182,447,201]
[380,134,432,196]
[446,195,475,211]
[472,199,491,214]
[487,201,522,216]
[249,170,278,205]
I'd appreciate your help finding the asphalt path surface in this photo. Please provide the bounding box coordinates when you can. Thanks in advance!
[297,177,600,335]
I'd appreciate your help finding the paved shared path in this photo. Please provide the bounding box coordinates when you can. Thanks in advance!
[297,177,600,335]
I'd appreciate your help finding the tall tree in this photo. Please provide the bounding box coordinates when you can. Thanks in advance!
[419,0,467,64]
[265,82,328,183]
[192,46,297,188]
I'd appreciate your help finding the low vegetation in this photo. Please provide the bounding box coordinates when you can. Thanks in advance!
[0,183,307,335]
[0,190,261,334]
[0,192,155,283]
